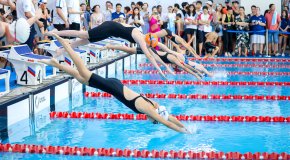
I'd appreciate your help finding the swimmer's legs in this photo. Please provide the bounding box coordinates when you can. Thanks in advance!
[40,58,87,84]
[52,33,92,82]
[47,30,89,39]
[101,44,137,54]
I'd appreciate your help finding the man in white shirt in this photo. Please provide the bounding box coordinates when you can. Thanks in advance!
[104,1,114,21]
[53,0,69,31]
[67,0,83,30]
[16,0,42,49]
[174,3,184,20]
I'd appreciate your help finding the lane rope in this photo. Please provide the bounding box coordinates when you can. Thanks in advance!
[124,70,290,76]
[1,143,289,159]
[120,80,290,87]
[138,63,290,69]
[85,92,290,101]
[187,58,290,62]
[49,111,290,123]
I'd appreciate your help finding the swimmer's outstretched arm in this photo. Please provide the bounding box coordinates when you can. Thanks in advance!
[135,35,167,79]
[137,106,189,134]
[174,35,200,58]
[148,49,175,75]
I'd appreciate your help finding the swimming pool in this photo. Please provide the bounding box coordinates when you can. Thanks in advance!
[0,56,289,159]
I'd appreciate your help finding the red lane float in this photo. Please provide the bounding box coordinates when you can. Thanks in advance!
[84,92,290,101]
[124,70,290,76]
[49,111,290,123]
[119,79,290,86]
[188,57,290,62]
[139,63,290,69]
[1,143,289,159]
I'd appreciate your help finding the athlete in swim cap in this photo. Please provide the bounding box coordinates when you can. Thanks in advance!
[100,44,205,79]
[154,29,201,58]
[0,9,42,43]
[45,21,175,79]
[40,33,191,134]
[100,42,213,77]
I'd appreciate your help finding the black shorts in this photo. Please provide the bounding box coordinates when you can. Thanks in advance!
[197,30,204,43]
[204,42,216,53]
[69,22,80,30]
[53,24,66,31]
[185,28,196,35]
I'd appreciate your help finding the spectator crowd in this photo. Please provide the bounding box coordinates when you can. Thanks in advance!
[0,0,288,57]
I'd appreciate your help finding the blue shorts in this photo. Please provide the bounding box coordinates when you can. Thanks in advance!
[268,31,279,44]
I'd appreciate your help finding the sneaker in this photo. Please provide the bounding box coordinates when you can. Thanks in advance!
[264,54,271,58]
[275,53,281,57]
[282,53,285,57]
[225,52,228,57]
[228,53,232,57]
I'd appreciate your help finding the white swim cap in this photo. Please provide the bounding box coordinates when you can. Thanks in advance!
[149,105,169,124]
[9,18,31,43]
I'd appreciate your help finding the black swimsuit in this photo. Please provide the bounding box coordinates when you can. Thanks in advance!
[88,21,136,43]
[88,73,154,114]
[151,48,174,64]
[164,29,177,44]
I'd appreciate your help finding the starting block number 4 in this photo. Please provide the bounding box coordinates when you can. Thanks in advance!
[17,66,42,85]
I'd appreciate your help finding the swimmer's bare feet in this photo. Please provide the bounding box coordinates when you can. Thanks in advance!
[45,29,58,37]
[39,58,59,67]
[166,65,176,75]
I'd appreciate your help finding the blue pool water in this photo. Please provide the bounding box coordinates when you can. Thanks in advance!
[1,57,290,159]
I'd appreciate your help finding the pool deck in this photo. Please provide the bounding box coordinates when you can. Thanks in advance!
[0,53,130,106]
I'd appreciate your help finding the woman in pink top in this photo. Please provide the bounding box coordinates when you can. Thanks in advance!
[149,6,163,49]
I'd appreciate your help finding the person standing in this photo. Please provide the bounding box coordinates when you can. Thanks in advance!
[235,7,250,57]
[53,0,68,31]
[90,5,104,29]
[184,4,197,44]
[222,6,234,57]
[80,3,90,31]
[128,7,144,33]
[112,3,125,23]
[279,10,289,57]
[215,4,224,56]
[249,7,266,56]
[104,1,114,21]
[141,3,150,34]
[16,0,41,50]
[197,6,213,57]
[265,4,281,56]
[166,6,176,33]
[67,0,82,30]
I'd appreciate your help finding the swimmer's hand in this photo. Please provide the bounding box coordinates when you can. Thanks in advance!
[166,65,176,75]
[159,71,167,80]
[182,128,193,134]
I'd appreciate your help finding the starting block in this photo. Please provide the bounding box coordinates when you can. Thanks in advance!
[0,45,57,85]
[0,68,10,96]
[78,42,109,63]
[38,40,87,72]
